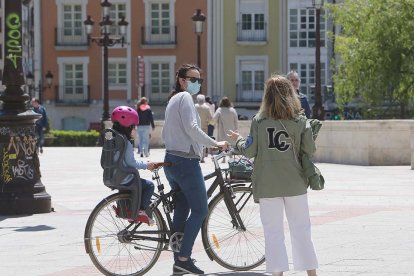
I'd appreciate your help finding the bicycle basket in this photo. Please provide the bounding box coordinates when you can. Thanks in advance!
[228,157,253,180]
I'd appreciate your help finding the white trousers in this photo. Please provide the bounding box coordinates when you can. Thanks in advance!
[259,194,318,273]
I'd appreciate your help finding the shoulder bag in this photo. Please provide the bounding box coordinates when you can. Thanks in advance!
[278,120,325,190]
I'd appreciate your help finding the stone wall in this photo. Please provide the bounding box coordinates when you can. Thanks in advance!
[151,120,414,167]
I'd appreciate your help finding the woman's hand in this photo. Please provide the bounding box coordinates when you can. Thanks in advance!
[216,141,230,151]
[227,130,240,142]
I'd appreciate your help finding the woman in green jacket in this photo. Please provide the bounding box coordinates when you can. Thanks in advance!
[228,75,318,276]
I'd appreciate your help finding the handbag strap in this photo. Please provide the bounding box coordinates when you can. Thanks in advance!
[278,120,300,166]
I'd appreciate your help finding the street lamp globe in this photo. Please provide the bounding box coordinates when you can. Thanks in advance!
[84,15,95,35]
[45,70,54,88]
[118,16,129,37]
[101,0,112,16]
[312,0,324,9]
[192,9,206,35]
[100,15,113,35]
[26,72,34,86]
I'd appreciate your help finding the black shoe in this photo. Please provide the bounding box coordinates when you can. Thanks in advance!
[173,266,186,275]
[173,259,204,275]
[140,153,143,158]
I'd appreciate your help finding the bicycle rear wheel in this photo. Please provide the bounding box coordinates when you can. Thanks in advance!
[84,193,165,276]
[202,186,265,271]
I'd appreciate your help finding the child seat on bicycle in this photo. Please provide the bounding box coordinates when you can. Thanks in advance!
[101,128,142,220]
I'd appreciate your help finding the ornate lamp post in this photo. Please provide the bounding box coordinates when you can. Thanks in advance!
[84,0,128,125]
[192,9,206,68]
[312,0,325,120]
[0,0,51,214]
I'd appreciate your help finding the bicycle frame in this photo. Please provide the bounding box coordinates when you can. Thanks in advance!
[129,150,252,253]
[84,149,260,276]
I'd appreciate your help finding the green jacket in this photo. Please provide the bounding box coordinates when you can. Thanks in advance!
[236,116,316,202]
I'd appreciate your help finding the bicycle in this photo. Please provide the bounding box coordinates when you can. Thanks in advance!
[84,150,265,276]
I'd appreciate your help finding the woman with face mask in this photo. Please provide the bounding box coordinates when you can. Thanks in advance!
[162,64,229,275]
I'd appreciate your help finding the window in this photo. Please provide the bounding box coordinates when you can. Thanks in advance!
[56,1,87,46]
[238,60,265,101]
[109,3,127,37]
[63,4,82,37]
[289,8,326,48]
[109,62,127,86]
[64,63,84,96]
[143,56,175,102]
[150,63,170,96]
[57,56,89,103]
[151,3,170,35]
[241,13,264,30]
[238,0,267,42]
[143,0,175,45]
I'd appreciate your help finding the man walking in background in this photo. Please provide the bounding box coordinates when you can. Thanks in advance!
[31,98,48,154]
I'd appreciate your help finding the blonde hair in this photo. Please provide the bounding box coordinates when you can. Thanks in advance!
[257,75,302,120]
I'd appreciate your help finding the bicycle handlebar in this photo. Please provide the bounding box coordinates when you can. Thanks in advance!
[151,162,172,172]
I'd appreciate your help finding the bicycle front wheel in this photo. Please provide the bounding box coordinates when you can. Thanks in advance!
[202,186,265,271]
[84,193,165,276]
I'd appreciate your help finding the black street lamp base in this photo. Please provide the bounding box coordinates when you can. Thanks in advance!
[0,181,51,214]
[312,104,325,120]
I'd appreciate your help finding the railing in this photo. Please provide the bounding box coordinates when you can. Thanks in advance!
[55,27,89,47]
[236,23,267,42]
[141,26,177,46]
[235,84,263,102]
[55,85,91,105]
[142,83,175,105]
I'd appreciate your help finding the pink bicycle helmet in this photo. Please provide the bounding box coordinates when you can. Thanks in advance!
[111,106,139,127]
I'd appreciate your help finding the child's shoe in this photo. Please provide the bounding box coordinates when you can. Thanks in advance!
[129,210,154,225]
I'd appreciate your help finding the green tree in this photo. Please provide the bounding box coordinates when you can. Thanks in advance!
[328,0,414,118]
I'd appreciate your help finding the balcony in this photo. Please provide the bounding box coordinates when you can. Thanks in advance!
[235,84,263,106]
[55,85,91,105]
[141,26,177,48]
[144,83,175,105]
[55,27,89,50]
[236,23,267,44]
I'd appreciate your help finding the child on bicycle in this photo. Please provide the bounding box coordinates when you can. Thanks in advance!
[111,106,157,225]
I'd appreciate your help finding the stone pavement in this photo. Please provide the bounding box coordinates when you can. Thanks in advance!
[0,147,413,276]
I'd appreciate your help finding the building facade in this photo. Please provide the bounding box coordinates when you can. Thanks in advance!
[33,0,208,130]
[209,0,333,119]
[285,0,333,110]
[22,0,334,130]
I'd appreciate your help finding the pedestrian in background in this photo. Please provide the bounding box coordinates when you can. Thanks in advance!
[162,64,229,275]
[136,97,155,157]
[31,98,48,154]
[195,94,212,162]
[205,96,216,138]
[213,96,238,162]
[227,75,318,276]
[287,70,311,118]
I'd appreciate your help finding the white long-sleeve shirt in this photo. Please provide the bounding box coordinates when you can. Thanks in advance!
[162,92,217,158]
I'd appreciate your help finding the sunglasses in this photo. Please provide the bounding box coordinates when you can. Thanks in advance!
[184,76,203,84]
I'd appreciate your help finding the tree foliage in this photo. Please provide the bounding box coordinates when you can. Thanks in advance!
[327,0,414,118]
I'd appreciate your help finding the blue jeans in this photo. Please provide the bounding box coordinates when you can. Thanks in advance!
[137,125,151,155]
[139,178,154,210]
[163,153,208,258]
[35,125,44,148]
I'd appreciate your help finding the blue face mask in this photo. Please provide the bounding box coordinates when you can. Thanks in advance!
[186,80,201,95]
